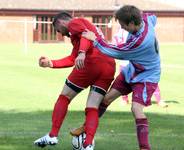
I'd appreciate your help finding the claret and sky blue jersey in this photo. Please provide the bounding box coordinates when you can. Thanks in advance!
[94,13,161,83]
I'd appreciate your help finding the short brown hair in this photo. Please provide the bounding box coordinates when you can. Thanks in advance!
[53,11,72,27]
[115,5,142,25]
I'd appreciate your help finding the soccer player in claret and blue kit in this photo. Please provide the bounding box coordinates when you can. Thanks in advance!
[33,11,115,150]
[72,5,161,150]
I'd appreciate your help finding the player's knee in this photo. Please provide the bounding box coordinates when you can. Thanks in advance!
[131,105,145,118]
[131,105,136,114]
[61,87,78,100]
[131,105,140,116]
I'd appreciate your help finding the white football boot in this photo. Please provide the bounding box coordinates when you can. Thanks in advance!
[34,134,58,148]
[81,145,94,150]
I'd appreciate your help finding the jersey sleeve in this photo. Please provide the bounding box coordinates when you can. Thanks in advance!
[79,37,91,53]
[93,36,139,59]
[68,19,92,53]
[147,13,157,27]
[51,55,75,68]
[68,19,86,34]
[93,17,149,60]
[51,38,81,68]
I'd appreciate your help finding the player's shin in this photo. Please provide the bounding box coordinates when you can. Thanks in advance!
[136,118,151,150]
[49,94,70,137]
[98,100,109,117]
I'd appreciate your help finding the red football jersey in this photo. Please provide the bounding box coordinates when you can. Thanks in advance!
[51,18,114,68]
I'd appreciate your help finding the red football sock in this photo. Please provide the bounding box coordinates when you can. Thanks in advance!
[82,102,108,132]
[83,107,98,147]
[136,118,150,150]
[49,95,70,137]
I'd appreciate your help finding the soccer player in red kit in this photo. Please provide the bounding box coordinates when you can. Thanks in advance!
[33,11,115,150]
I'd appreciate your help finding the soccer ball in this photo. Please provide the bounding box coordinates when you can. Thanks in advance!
[72,133,86,150]
[71,133,95,150]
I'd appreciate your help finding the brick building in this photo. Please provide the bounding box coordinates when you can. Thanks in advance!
[0,0,184,43]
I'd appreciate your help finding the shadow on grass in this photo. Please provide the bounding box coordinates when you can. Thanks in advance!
[0,110,183,150]
[164,100,180,104]
[152,99,179,104]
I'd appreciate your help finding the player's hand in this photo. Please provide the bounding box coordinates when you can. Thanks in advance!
[75,52,86,69]
[39,56,53,68]
[82,29,97,41]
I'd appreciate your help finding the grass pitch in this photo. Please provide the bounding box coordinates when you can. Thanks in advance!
[0,43,184,150]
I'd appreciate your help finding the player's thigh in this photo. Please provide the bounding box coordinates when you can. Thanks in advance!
[94,63,115,92]
[86,90,104,108]
[110,73,132,94]
[64,69,92,100]
[68,68,93,88]
[103,88,122,104]
[61,84,79,100]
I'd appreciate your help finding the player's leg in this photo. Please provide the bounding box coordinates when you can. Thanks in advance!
[69,87,122,137]
[49,79,83,137]
[34,79,83,147]
[70,72,131,136]
[132,102,150,150]
[34,63,97,147]
[154,85,168,107]
[82,72,131,149]
[98,72,131,117]
[82,61,115,150]
[70,75,121,136]
[131,82,158,150]
[82,89,105,149]
[98,88,122,117]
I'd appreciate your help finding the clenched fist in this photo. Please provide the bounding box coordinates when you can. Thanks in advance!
[39,56,53,68]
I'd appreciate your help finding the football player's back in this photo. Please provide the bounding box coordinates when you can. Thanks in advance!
[68,17,115,64]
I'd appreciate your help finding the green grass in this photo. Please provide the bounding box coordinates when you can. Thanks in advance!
[0,43,184,150]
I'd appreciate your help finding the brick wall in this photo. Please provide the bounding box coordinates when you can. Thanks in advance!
[0,16,183,43]
[156,17,184,42]
[0,16,33,43]
[111,16,184,43]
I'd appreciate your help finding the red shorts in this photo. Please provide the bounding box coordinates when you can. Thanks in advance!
[111,73,158,106]
[68,60,115,92]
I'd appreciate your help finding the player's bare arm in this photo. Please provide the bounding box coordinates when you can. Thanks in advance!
[39,56,53,68]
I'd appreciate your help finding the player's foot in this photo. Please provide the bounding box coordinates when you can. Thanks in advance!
[70,125,85,136]
[158,101,168,108]
[34,134,58,148]
[82,145,94,150]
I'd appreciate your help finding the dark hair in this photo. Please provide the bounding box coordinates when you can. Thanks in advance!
[115,5,142,25]
[53,11,72,26]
